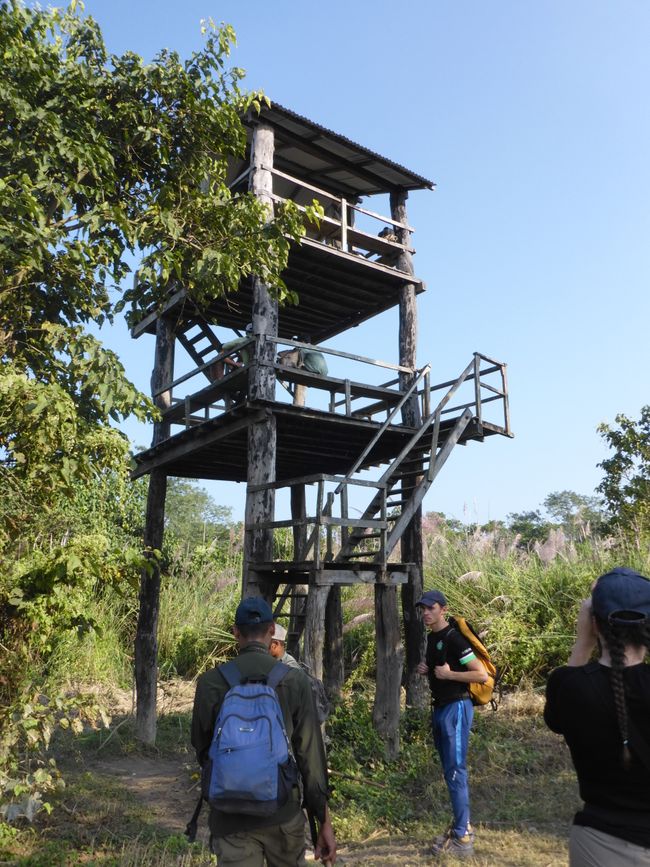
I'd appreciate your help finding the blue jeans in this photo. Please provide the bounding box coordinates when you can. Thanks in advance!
[432,698,474,838]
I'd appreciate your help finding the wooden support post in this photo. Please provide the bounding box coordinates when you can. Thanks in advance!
[392,188,428,710]
[303,583,330,681]
[373,583,404,760]
[243,122,278,601]
[324,585,344,701]
[135,314,174,745]
[289,481,308,654]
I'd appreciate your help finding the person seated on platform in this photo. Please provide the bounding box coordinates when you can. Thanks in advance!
[209,323,253,381]
[374,225,400,266]
[276,345,328,376]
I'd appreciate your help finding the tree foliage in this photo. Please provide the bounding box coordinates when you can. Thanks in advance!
[165,478,236,553]
[597,406,650,540]
[542,490,605,539]
[1,0,318,422]
[1,1,319,820]
[505,510,550,546]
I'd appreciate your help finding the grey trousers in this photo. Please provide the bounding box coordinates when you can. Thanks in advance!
[570,825,650,867]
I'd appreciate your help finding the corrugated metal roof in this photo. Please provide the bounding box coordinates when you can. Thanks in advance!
[248,101,435,196]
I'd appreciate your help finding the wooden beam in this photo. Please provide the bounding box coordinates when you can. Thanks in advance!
[324,586,344,700]
[313,570,409,586]
[244,122,279,597]
[303,583,330,681]
[391,188,428,711]
[373,584,404,760]
[130,287,187,339]
[135,313,174,745]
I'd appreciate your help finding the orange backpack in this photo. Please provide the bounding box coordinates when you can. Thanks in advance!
[448,615,499,708]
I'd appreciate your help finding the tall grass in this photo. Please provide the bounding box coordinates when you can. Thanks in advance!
[157,548,241,677]
[423,531,650,684]
[42,522,650,693]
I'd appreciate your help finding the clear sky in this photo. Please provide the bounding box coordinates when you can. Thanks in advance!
[82,0,650,525]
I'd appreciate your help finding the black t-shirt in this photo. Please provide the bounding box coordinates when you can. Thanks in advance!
[544,661,650,848]
[425,623,476,707]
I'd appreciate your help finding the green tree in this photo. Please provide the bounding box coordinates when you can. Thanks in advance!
[1,0,317,426]
[543,490,605,539]
[506,510,550,546]
[165,478,234,552]
[597,406,650,541]
[0,0,318,817]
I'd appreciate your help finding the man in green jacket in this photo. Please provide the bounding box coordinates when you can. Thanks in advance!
[191,597,337,866]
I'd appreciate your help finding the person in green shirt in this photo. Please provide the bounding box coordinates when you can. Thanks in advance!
[209,323,254,381]
[191,597,337,866]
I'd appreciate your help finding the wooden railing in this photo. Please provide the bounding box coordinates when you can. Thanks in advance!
[264,165,415,271]
[248,352,512,570]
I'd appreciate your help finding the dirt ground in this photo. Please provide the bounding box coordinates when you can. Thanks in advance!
[62,682,569,866]
[71,751,440,863]
[77,750,567,866]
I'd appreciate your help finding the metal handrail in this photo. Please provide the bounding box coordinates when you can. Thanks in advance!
[334,365,430,494]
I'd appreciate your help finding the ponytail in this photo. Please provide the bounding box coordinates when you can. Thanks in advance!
[595,616,650,764]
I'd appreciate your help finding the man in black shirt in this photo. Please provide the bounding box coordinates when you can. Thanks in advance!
[416,590,488,859]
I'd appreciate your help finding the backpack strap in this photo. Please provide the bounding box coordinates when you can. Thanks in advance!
[219,659,291,690]
[218,659,243,689]
[184,793,204,842]
[266,661,291,690]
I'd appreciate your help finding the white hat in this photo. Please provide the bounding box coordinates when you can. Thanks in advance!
[273,623,287,642]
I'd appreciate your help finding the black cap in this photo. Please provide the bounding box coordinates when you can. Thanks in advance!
[235,596,273,626]
[416,589,448,608]
[592,567,650,624]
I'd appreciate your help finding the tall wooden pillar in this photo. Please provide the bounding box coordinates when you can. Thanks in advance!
[323,585,344,700]
[373,583,404,760]
[392,189,428,710]
[135,314,174,744]
[243,123,278,600]
[303,584,330,680]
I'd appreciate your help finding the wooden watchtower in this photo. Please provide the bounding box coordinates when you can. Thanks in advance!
[131,102,512,751]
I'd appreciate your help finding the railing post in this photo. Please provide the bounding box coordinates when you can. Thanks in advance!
[341,485,349,549]
[325,492,334,562]
[473,353,482,425]
[380,487,387,569]
[501,363,511,435]
[423,370,430,419]
[314,479,323,570]
[340,196,348,252]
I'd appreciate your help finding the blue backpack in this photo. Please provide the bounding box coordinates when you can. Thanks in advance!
[201,660,298,816]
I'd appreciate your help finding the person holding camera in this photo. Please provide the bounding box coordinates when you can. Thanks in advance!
[544,567,650,866]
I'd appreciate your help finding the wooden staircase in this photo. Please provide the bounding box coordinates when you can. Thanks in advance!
[258,352,510,604]
[335,407,474,567]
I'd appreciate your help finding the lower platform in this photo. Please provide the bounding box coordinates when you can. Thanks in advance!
[250,561,413,587]
[131,399,497,482]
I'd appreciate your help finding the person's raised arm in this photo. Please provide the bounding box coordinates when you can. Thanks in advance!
[566,598,598,666]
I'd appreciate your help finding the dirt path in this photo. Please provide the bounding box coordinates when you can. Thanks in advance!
[77,752,567,865]
[83,752,435,863]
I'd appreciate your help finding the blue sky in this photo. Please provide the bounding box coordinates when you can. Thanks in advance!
[83,0,650,524]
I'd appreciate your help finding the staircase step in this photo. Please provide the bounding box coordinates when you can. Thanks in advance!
[188,332,208,346]
[339,552,380,560]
